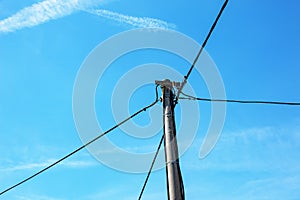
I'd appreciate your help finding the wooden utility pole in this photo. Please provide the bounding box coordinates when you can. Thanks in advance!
[156,79,184,200]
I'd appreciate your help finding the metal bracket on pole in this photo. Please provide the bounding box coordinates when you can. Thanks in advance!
[155,79,181,90]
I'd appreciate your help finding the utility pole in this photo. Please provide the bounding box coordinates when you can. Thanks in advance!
[155,79,184,200]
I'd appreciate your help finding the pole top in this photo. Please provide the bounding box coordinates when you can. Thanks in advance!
[155,79,181,89]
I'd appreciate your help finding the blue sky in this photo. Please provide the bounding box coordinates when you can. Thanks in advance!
[1,0,300,199]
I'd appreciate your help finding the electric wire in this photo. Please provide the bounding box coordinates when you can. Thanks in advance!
[175,0,229,103]
[0,0,231,196]
[138,84,162,200]
[138,134,164,200]
[0,86,160,196]
[179,92,300,106]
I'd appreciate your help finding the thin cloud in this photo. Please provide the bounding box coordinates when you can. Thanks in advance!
[87,9,176,29]
[0,159,97,172]
[0,0,101,33]
[233,176,300,199]
[0,0,175,33]
[16,194,63,200]
[185,126,300,172]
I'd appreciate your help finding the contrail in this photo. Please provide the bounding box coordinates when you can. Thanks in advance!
[0,0,101,33]
[0,0,175,33]
[86,9,175,29]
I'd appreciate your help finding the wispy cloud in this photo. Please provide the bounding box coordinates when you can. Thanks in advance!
[86,9,176,29]
[185,126,300,172]
[16,194,63,200]
[0,159,97,172]
[0,0,174,33]
[0,0,93,33]
[233,176,300,199]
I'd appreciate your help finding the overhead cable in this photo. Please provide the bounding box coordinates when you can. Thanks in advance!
[0,86,160,196]
[180,92,300,106]
[138,134,164,200]
[175,0,229,103]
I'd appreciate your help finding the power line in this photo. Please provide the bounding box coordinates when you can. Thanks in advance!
[1,0,231,196]
[175,0,229,103]
[138,134,164,200]
[0,87,160,196]
[180,92,300,106]
[138,1,230,198]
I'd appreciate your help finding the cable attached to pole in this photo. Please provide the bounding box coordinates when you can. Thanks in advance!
[175,0,229,103]
[0,86,160,197]
[138,134,164,200]
[179,92,300,106]
[139,1,229,197]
